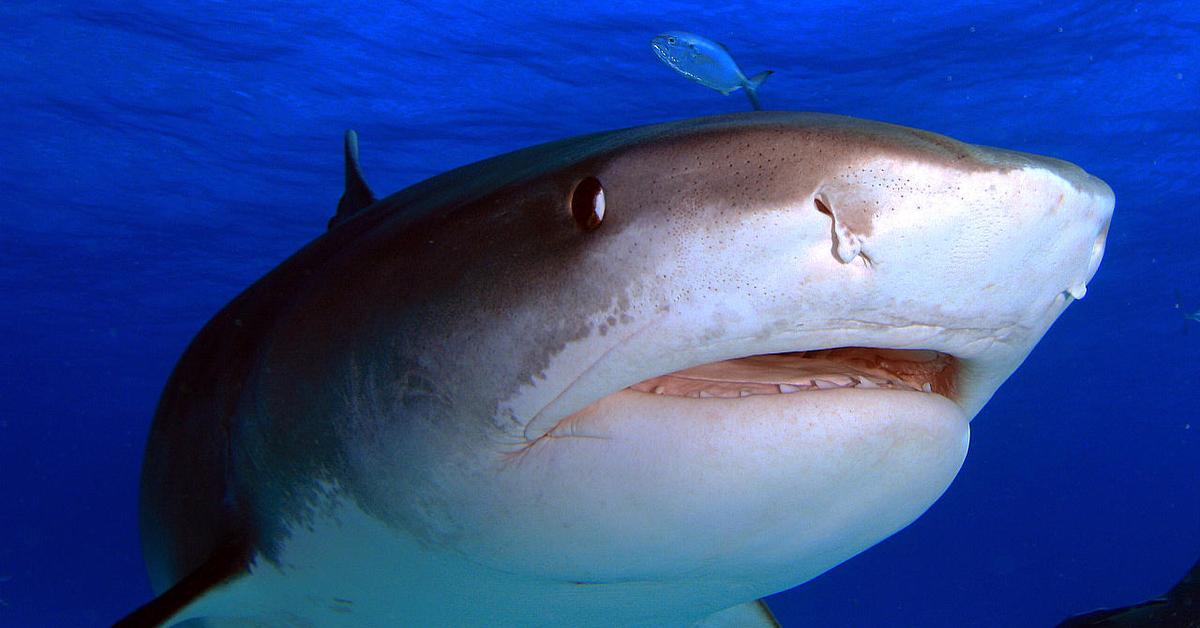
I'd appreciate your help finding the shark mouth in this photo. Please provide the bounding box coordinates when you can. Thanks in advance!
[626,348,959,401]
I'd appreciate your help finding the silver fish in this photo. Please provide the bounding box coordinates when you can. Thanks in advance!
[652,31,773,110]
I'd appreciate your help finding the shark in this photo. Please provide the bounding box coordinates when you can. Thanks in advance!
[119,112,1114,627]
[1059,556,1200,626]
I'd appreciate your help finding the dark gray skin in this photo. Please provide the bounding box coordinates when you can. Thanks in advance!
[138,122,623,588]
[138,118,691,584]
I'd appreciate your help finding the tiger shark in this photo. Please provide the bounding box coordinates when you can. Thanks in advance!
[120,112,1114,627]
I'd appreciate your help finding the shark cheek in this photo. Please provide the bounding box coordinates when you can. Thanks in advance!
[486,389,968,589]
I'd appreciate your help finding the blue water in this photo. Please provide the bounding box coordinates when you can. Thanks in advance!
[1,1,1197,625]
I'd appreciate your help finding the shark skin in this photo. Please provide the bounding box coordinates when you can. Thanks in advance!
[123,112,1114,627]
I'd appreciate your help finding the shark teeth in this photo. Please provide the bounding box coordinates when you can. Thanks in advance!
[627,349,953,399]
[635,373,931,398]
[634,373,936,397]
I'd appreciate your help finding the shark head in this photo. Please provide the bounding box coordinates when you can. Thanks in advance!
[132,112,1113,626]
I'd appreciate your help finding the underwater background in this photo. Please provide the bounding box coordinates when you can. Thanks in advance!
[1,1,1197,625]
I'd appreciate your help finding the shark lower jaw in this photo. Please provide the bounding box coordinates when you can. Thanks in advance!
[487,345,971,590]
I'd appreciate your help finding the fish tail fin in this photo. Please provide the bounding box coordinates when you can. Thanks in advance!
[743,70,773,111]
[747,70,773,88]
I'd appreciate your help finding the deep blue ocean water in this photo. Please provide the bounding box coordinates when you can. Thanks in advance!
[1,1,1197,626]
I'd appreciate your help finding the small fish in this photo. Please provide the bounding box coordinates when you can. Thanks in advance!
[651,31,773,111]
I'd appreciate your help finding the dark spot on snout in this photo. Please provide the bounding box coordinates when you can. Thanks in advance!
[570,176,605,231]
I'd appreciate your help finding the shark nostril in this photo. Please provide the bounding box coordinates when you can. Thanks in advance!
[570,177,605,231]
[814,194,863,264]
[813,195,833,219]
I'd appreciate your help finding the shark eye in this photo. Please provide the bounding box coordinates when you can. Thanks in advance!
[570,177,605,231]
[666,37,676,45]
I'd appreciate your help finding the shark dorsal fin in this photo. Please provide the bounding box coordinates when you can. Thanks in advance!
[328,130,376,230]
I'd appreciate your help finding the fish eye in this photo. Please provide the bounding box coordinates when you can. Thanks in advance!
[570,177,605,231]
[666,37,676,45]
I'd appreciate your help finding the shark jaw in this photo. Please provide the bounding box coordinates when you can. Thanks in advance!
[482,349,973,624]
[481,340,1012,621]
[536,347,960,443]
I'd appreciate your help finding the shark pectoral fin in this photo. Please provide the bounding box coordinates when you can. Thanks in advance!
[327,129,377,230]
[693,600,780,628]
[114,536,251,627]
